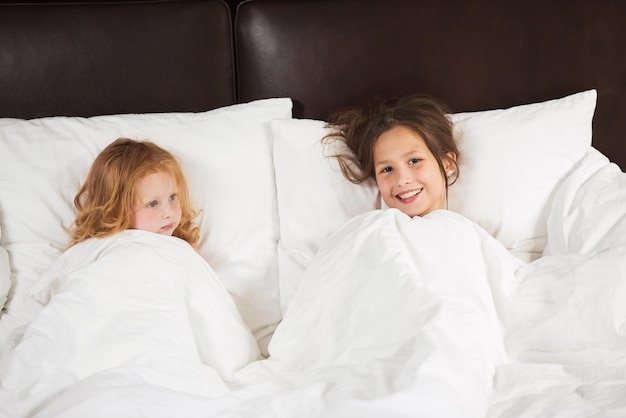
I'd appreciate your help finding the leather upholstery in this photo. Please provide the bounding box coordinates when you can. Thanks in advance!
[0,0,235,119]
[236,0,626,168]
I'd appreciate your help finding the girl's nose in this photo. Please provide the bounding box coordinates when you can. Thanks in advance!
[396,167,412,185]
[163,202,173,218]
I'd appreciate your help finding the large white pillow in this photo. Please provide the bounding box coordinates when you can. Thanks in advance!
[448,89,596,261]
[0,98,292,353]
[271,91,597,311]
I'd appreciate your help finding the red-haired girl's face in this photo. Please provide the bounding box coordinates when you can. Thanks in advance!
[131,172,182,236]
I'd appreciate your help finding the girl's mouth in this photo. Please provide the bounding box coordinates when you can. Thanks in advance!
[396,188,422,202]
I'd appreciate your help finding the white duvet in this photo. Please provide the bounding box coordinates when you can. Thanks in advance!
[0,208,520,418]
[0,231,261,417]
[0,149,625,418]
[488,148,626,418]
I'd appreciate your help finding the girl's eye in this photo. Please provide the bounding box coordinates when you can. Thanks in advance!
[409,158,421,165]
[169,193,177,202]
[379,166,392,174]
[147,200,159,208]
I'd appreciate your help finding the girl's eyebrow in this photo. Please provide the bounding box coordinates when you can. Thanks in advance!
[375,159,391,168]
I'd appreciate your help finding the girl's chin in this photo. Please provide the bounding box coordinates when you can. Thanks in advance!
[385,200,420,216]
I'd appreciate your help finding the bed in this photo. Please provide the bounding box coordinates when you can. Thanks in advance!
[1,0,625,417]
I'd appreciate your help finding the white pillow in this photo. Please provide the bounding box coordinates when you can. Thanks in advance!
[0,226,10,310]
[448,90,596,261]
[271,119,379,312]
[271,91,597,312]
[0,98,292,353]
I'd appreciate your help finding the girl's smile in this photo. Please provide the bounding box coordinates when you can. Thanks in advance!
[397,188,422,202]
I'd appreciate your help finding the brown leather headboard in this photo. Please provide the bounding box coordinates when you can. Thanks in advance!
[0,0,235,119]
[2,0,625,167]
[236,0,626,169]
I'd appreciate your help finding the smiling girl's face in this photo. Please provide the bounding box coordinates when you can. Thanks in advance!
[131,171,182,236]
[374,125,455,217]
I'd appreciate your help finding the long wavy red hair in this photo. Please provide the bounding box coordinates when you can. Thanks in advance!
[70,138,199,247]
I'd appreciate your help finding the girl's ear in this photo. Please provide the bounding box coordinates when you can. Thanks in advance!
[444,152,457,173]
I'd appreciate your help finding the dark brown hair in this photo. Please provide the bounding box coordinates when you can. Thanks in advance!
[324,94,459,186]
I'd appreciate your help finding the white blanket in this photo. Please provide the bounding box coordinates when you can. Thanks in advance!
[488,148,626,418]
[0,210,521,418]
[241,209,522,418]
[0,231,261,418]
